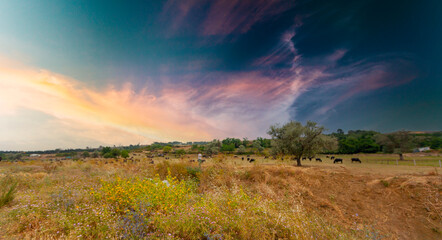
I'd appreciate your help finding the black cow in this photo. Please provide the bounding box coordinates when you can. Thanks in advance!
[333,158,343,164]
[247,157,250,161]
[316,158,322,162]
[351,158,362,163]
[331,156,335,160]
[302,157,306,161]
[326,155,329,158]
[248,158,255,163]
[308,157,313,161]
[241,157,244,160]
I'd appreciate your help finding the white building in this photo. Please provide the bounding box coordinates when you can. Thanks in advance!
[417,147,430,152]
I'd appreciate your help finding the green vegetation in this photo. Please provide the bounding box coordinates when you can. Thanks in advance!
[162,146,172,153]
[174,149,186,157]
[332,129,380,154]
[268,121,337,166]
[0,176,17,208]
[81,151,90,158]
[331,130,442,155]
[102,147,122,158]
[121,150,129,159]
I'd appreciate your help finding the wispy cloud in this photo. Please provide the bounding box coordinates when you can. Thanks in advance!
[161,0,295,37]
[290,53,419,120]
[0,57,307,150]
[0,59,219,149]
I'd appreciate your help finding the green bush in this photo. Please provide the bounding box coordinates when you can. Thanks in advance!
[186,166,201,180]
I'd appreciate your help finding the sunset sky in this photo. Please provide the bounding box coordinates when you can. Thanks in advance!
[1,0,441,150]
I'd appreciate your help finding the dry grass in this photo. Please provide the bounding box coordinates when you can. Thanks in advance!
[0,155,440,239]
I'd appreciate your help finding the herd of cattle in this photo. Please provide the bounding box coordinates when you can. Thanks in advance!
[0,153,362,165]
[299,156,362,164]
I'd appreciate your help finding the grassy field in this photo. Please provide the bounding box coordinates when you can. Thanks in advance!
[0,153,440,239]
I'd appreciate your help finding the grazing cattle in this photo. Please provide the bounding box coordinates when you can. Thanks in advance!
[302,157,306,160]
[234,155,238,158]
[149,160,154,164]
[241,157,244,161]
[351,158,362,163]
[247,155,250,157]
[0,156,2,161]
[247,157,250,161]
[331,156,335,160]
[316,158,322,162]
[264,156,268,159]
[308,157,313,161]
[248,158,255,163]
[201,159,206,163]
[326,155,329,158]
[333,158,343,164]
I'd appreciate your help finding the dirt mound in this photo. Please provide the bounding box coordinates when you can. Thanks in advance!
[243,165,442,240]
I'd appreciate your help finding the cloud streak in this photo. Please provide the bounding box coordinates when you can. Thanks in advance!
[0,59,218,149]
[161,0,295,37]
[0,57,306,150]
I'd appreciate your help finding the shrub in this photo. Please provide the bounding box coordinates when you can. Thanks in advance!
[91,174,192,214]
[121,150,129,159]
[0,176,18,208]
[186,167,201,180]
[91,174,353,239]
[154,161,189,180]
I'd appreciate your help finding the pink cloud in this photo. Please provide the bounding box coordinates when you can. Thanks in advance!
[161,0,294,36]
[311,58,418,116]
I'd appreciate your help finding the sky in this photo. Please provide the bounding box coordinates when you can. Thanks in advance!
[0,0,441,151]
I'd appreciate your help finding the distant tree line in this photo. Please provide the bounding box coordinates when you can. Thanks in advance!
[329,129,441,155]
[1,123,440,163]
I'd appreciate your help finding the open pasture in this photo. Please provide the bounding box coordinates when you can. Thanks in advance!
[0,153,441,239]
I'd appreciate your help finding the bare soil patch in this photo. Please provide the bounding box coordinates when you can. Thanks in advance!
[240,164,441,239]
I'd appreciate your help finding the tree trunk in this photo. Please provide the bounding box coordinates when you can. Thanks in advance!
[296,158,302,166]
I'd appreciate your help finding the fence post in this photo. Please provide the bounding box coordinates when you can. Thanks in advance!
[439,160,441,168]
[413,159,416,166]
[396,159,398,165]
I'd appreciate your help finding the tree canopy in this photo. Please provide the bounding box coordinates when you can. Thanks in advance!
[268,121,337,166]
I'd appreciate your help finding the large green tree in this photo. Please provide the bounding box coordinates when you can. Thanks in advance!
[267,121,337,166]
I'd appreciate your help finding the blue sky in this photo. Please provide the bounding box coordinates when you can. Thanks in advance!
[0,0,441,150]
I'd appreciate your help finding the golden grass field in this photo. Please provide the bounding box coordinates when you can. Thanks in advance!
[0,153,441,239]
